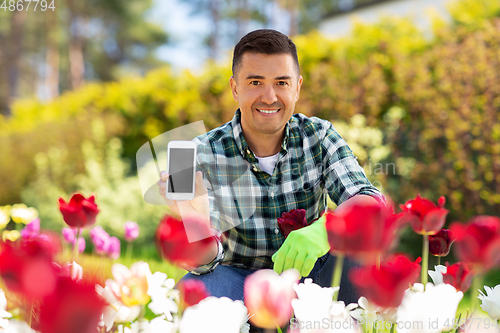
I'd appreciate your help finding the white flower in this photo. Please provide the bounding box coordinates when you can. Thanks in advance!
[106,262,151,307]
[291,279,358,333]
[479,285,500,320]
[147,271,178,321]
[0,289,13,329]
[428,265,447,285]
[121,317,176,333]
[2,319,37,333]
[396,283,463,333]
[180,296,247,333]
[350,296,397,326]
[149,315,176,333]
[240,323,250,333]
[96,284,141,331]
[292,278,338,322]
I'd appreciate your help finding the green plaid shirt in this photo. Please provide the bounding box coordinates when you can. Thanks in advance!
[192,109,383,274]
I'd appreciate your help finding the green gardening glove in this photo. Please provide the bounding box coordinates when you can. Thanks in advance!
[272,215,330,277]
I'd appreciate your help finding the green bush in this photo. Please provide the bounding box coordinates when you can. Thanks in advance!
[21,118,167,242]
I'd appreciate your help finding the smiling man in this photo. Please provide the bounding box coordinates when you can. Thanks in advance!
[158,29,384,318]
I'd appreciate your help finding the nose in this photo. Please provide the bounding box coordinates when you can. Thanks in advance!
[260,85,278,105]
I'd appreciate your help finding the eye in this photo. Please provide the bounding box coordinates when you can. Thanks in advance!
[250,81,260,85]
[277,81,288,86]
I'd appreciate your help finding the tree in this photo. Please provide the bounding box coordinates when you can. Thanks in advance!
[0,0,168,115]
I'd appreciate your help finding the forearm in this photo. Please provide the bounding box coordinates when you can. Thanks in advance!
[196,241,218,266]
[333,194,380,216]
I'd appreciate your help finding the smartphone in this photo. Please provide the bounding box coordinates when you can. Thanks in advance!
[166,140,197,201]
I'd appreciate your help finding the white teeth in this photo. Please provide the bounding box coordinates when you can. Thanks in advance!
[258,109,279,114]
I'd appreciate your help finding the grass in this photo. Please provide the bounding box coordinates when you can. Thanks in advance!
[57,242,186,285]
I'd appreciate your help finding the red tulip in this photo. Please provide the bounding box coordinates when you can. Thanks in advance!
[58,193,99,229]
[0,237,59,300]
[350,254,421,308]
[325,203,402,263]
[177,279,210,310]
[429,229,454,257]
[450,216,500,271]
[277,209,309,237]
[442,262,473,292]
[36,276,106,333]
[156,214,216,268]
[399,195,448,235]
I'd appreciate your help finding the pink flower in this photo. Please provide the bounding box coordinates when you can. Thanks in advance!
[399,195,448,235]
[58,193,99,229]
[107,236,121,259]
[244,269,299,328]
[277,209,309,237]
[21,218,40,239]
[62,227,76,244]
[124,221,140,242]
[90,226,110,255]
[75,236,86,253]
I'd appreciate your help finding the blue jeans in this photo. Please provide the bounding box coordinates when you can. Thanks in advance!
[177,253,360,305]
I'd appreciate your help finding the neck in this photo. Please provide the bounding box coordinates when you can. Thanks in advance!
[243,130,283,157]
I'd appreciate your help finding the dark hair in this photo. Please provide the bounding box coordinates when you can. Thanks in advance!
[232,29,299,76]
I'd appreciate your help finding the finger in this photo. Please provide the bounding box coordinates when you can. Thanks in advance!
[194,171,207,197]
[273,243,290,274]
[292,251,307,277]
[160,170,168,181]
[301,255,318,278]
[282,246,298,273]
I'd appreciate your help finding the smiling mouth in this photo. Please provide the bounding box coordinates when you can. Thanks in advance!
[256,108,280,114]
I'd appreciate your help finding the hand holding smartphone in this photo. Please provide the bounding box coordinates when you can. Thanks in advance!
[166,140,198,201]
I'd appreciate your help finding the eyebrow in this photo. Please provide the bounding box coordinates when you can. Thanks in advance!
[245,75,293,80]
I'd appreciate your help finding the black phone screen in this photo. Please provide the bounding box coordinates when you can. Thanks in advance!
[167,148,195,193]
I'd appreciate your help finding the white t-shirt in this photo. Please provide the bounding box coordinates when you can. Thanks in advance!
[255,152,280,175]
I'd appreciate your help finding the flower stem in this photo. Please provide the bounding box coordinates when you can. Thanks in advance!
[390,323,395,333]
[421,235,429,290]
[471,273,482,313]
[437,257,441,266]
[126,241,133,261]
[72,227,81,263]
[331,254,344,301]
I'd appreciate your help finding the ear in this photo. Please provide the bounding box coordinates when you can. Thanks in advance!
[229,76,238,102]
[295,75,303,102]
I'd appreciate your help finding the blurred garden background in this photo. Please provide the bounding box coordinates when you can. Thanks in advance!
[1,0,500,286]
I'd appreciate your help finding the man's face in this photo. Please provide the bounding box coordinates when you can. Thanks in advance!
[230,52,303,141]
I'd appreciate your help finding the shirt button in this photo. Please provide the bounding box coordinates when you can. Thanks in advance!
[270,192,274,198]
[274,228,279,234]
[246,149,251,155]
[253,166,258,172]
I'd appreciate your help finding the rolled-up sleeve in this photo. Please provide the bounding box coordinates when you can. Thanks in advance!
[321,124,385,206]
